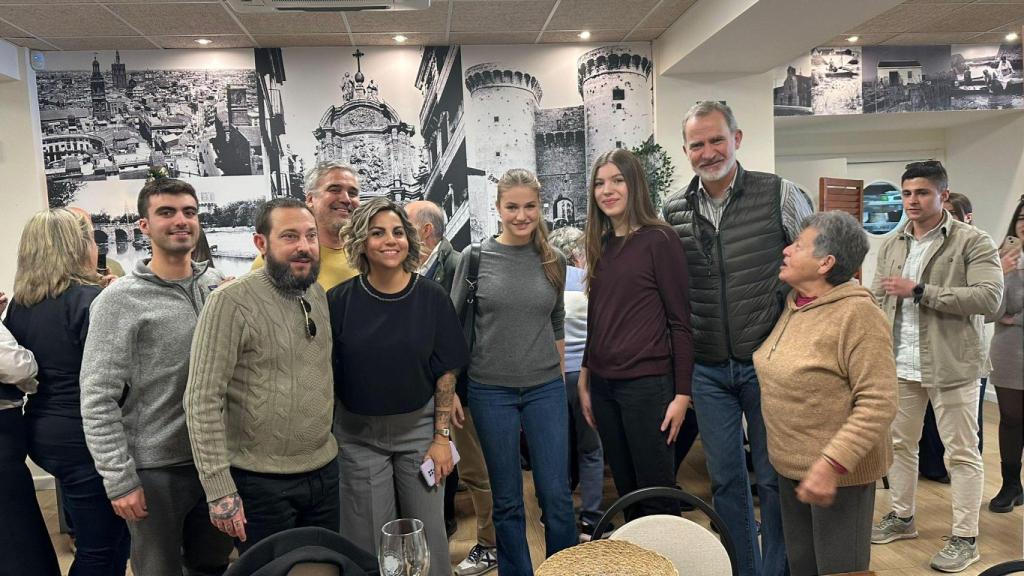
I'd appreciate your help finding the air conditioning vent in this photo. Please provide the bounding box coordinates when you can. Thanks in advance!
[225,0,429,12]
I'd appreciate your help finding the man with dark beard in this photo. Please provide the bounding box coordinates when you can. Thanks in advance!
[185,197,339,552]
[82,175,233,576]
[251,161,361,291]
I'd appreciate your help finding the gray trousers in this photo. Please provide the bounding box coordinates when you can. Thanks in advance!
[335,400,451,576]
[128,464,234,576]
[778,475,875,576]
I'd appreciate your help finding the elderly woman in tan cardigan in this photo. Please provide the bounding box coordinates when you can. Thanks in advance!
[753,211,898,576]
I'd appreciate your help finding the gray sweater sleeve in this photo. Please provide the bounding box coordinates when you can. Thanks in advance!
[80,289,142,500]
[450,244,471,317]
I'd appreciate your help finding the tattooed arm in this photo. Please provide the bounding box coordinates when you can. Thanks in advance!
[208,492,247,541]
[424,370,457,484]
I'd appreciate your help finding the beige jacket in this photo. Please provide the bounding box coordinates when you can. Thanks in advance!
[871,212,1003,388]
[754,282,897,486]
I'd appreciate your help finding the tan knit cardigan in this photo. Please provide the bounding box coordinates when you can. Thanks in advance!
[753,281,898,487]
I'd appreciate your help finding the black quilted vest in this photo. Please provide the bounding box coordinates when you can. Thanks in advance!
[662,164,787,363]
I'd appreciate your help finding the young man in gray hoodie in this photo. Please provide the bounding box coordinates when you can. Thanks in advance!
[81,176,233,576]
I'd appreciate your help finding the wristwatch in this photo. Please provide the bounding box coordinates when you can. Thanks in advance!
[435,427,451,438]
[913,283,925,304]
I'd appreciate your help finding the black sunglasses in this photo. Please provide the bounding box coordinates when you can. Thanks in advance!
[299,297,317,338]
[905,160,942,169]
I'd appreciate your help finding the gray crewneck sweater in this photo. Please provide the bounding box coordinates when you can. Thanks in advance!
[81,259,224,499]
[451,238,565,388]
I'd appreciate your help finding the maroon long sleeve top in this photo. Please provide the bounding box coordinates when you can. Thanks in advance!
[582,225,694,395]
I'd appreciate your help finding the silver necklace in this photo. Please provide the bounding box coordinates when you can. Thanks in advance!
[359,273,419,302]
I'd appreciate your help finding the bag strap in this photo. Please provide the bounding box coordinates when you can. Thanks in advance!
[461,242,482,350]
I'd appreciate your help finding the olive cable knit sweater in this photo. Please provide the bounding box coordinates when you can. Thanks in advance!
[184,268,337,502]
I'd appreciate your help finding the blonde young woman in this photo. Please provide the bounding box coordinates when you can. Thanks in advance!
[328,197,469,576]
[577,148,694,521]
[4,209,130,575]
[451,169,576,576]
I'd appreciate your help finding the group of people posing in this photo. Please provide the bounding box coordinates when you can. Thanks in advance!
[2,100,1021,576]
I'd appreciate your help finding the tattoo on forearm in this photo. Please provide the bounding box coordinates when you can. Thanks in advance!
[209,493,241,519]
[434,371,456,431]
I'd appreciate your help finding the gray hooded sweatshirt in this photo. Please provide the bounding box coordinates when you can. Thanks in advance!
[81,259,224,499]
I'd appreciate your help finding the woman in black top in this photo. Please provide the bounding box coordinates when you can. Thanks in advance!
[5,208,130,575]
[328,198,469,576]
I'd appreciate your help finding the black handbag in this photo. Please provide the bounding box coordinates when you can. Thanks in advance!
[456,243,482,401]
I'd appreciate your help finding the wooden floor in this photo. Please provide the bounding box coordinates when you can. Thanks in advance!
[41,401,1022,575]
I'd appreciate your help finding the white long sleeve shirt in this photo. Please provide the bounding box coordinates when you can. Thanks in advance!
[0,321,38,409]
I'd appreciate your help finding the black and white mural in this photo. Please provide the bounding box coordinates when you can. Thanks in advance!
[777,41,1024,116]
[35,49,269,277]
[257,45,471,249]
[950,43,1024,110]
[774,52,813,116]
[810,46,863,115]
[862,45,953,113]
[460,43,655,241]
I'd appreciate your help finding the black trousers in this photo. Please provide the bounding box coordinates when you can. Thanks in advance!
[589,373,679,520]
[0,408,60,576]
[231,458,341,554]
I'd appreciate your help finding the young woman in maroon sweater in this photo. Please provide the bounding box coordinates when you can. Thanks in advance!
[578,148,695,520]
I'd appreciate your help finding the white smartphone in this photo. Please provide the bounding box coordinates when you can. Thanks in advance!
[420,441,461,487]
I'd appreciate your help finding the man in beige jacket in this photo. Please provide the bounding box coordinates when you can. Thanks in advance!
[869,160,1003,573]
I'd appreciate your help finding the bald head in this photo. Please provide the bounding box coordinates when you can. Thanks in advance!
[405,201,446,259]
[67,206,91,223]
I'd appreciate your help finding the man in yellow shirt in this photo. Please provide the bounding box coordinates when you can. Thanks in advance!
[252,161,361,290]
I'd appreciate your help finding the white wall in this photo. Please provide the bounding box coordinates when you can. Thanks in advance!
[654,71,775,191]
[775,109,1024,294]
[0,44,46,297]
[945,113,1024,240]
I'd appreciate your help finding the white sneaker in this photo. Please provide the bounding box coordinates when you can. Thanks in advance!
[454,544,497,576]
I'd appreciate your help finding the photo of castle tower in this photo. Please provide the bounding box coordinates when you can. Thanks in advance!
[461,44,654,240]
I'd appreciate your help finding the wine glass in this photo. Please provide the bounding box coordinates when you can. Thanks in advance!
[379,518,430,576]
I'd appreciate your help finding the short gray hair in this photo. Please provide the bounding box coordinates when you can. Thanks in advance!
[304,160,357,197]
[801,211,869,286]
[548,226,584,267]
[408,201,446,242]
[682,101,739,141]
[342,197,421,275]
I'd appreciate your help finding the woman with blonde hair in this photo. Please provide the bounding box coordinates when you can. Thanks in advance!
[328,197,469,576]
[4,208,130,575]
[577,148,694,521]
[451,168,576,575]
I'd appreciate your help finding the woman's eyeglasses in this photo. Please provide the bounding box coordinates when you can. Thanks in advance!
[299,297,317,338]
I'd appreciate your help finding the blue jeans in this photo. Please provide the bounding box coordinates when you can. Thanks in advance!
[469,378,577,576]
[565,371,605,524]
[27,414,131,576]
[692,360,786,576]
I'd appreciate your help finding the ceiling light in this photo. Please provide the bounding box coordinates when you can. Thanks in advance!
[393,35,408,43]
[847,36,859,43]
[195,38,213,45]
[578,31,591,40]
[1007,32,1020,42]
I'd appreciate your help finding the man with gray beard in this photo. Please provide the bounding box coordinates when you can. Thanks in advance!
[663,101,813,576]
[185,197,339,552]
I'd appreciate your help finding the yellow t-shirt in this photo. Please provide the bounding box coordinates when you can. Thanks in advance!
[250,244,358,292]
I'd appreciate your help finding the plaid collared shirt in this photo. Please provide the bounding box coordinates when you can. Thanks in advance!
[696,171,813,243]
